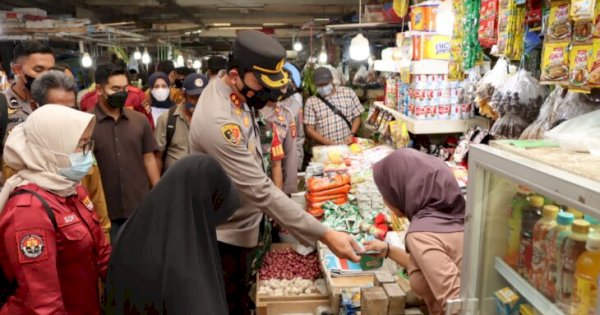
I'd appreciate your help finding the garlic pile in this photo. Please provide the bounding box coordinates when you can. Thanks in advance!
[258,278,328,297]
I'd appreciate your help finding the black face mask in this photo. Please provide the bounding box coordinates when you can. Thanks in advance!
[23,74,36,92]
[106,91,128,109]
[174,79,183,89]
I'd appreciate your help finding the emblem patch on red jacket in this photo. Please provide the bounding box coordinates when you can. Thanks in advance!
[17,231,47,263]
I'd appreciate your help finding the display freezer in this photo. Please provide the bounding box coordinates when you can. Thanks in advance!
[449,143,600,315]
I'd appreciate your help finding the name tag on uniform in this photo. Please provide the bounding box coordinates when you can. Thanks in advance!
[82,196,94,211]
[58,213,81,228]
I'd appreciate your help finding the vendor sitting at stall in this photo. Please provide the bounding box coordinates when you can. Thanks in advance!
[364,149,465,315]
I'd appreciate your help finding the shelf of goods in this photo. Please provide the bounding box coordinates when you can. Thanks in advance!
[494,257,564,315]
[372,101,489,135]
[374,60,449,75]
[458,143,600,315]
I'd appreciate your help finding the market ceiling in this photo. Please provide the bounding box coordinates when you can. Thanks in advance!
[0,0,361,53]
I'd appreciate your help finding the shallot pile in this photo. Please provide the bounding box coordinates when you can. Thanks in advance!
[259,249,320,280]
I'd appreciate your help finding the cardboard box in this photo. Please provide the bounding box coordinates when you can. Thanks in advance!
[382,283,406,315]
[374,273,396,286]
[361,287,389,315]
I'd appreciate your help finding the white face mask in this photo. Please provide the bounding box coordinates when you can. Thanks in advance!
[317,84,333,97]
[151,88,170,102]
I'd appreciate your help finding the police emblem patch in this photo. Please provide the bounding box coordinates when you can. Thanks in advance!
[221,123,242,145]
[20,234,44,258]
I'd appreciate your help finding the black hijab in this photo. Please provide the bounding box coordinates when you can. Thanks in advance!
[105,155,240,315]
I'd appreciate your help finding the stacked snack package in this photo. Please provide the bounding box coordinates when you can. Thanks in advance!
[305,174,351,218]
[479,0,499,48]
[463,0,483,70]
[449,0,466,80]
[489,69,548,139]
[475,58,510,120]
[497,0,527,60]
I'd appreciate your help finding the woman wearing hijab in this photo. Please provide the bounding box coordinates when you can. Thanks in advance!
[364,149,465,315]
[144,72,175,127]
[0,105,111,314]
[105,154,240,315]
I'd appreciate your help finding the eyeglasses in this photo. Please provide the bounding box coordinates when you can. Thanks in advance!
[80,140,95,156]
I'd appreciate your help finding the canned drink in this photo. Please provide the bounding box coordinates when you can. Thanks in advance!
[408,97,416,117]
[427,98,438,120]
[437,101,450,120]
[461,102,472,120]
[450,96,461,120]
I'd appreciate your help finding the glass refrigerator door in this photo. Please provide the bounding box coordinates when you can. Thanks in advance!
[456,144,600,315]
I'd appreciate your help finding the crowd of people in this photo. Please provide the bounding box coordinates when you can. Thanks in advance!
[0,30,464,315]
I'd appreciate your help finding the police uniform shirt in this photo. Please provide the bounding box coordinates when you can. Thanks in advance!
[258,103,299,195]
[189,76,326,248]
[2,85,35,143]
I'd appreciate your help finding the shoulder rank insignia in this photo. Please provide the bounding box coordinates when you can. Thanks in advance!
[270,122,285,161]
[221,123,242,145]
[230,93,242,108]
[290,120,297,138]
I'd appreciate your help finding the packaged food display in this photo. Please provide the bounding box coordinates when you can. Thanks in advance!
[496,0,527,60]
[410,2,439,32]
[570,0,596,20]
[526,0,543,24]
[412,34,451,60]
[594,1,600,37]
[540,41,570,84]
[463,0,483,70]
[590,39,600,87]
[494,287,522,315]
[569,44,593,93]
[547,0,572,42]
[478,0,499,48]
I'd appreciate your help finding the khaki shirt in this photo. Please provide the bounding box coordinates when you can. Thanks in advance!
[189,77,327,248]
[2,85,35,144]
[2,163,111,242]
[155,104,190,170]
[259,104,298,195]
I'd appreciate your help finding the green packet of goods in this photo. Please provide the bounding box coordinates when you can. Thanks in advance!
[502,139,560,149]
[359,254,383,270]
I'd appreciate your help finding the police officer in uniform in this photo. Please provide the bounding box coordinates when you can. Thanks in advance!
[189,30,361,313]
[258,101,298,195]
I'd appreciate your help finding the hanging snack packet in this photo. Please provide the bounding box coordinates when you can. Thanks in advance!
[571,0,596,20]
[569,44,593,93]
[547,0,572,41]
[590,39,600,87]
[479,0,499,48]
[540,41,570,84]
[594,1,600,37]
[573,20,594,43]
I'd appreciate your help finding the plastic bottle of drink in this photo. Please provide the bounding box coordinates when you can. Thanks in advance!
[573,233,600,315]
[543,212,575,301]
[584,214,600,234]
[558,219,591,312]
[519,195,544,277]
[568,208,584,220]
[504,186,531,269]
[530,205,559,287]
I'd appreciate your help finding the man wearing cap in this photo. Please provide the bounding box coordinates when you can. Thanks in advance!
[304,67,363,145]
[155,73,207,173]
[189,30,361,314]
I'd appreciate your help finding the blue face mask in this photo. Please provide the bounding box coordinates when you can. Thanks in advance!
[317,84,333,97]
[59,152,94,182]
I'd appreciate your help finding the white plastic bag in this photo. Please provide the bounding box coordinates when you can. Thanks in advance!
[545,110,600,152]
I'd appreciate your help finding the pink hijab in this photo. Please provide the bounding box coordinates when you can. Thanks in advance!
[373,149,465,234]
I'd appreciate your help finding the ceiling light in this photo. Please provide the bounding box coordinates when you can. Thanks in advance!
[314,18,330,22]
[293,41,303,52]
[81,52,92,68]
[212,23,231,27]
[193,59,202,69]
[263,23,286,26]
[176,55,184,67]
[318,50,327,64]
[142,48,151,65]
[349,33,370,61]
[133,47,141,60]
[214,26,262,30]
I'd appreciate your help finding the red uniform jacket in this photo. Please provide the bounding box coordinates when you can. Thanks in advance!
[80,86,154,129]
[0,183,111,315]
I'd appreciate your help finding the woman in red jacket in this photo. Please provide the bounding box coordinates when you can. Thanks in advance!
[0,104,111,315]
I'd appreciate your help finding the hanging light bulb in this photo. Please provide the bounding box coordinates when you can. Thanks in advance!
[81,52,93,68]
[192,59,202,69]
[133,47,142,60]
[141,48,151,65]
[349,33,370,61]
[293,41,303,52]
[176,54,185,67]
[318,49,328,64]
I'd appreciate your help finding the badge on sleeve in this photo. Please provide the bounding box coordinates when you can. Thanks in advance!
[17,230,47,263]
[82,196,94,211]
[221,123,242,145]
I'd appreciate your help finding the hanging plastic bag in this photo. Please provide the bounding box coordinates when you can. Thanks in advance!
[475,58,510,119]
[490,69,548,123]
[520,85,564,139]
[353,65,369,87]
[545,109,600,152]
